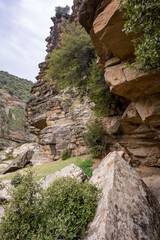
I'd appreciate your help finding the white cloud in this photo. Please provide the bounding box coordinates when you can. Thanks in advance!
[0,0,73,82]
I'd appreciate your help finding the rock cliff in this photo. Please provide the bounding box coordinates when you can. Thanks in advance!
[79,0,160,167]
[0,71,33,148]
[27,1,94,160]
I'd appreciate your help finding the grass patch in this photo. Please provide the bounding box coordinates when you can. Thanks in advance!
[0,155,94,181]
[78,158,94,178]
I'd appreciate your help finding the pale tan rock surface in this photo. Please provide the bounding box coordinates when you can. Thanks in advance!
[84,152,160,240]
[26,4,94,161]
[2,149,34,174]
[79,0,160,167]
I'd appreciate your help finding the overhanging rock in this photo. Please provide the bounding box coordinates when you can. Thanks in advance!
[84,151,160,240]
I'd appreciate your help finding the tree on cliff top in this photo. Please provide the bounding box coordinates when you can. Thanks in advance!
[55,5,70,18]
[121,0,160,72]
[46,22,125,117]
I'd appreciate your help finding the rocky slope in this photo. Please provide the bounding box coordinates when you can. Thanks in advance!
[27,2,94,160]
[0,71,33,148]
[79,0,160,167]
[27,0,160,167]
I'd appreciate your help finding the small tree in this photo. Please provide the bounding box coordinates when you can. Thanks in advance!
[55,5,70,18]
[84,120,107,158]
[46,22,95,98]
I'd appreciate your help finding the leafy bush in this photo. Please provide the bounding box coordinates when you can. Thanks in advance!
[121,0,160,72]
[41,177,100,239]
[84,120,107,158]
[78,158,94,178]
[61,147,72,160]
[0,171,100,240]
[46,22,95,98]
[46,22,125,117]
[55,5,70,17]
[11,172,24,187]
[0,171,44,240]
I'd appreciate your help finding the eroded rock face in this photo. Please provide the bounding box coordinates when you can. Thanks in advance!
[84,152,160,239]
[79,0,160,166]
[39,163,88,189]
[27,2,94,160]
[2,149,34,174]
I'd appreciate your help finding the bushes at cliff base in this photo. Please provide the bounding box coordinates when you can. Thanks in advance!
[0,171,100,240]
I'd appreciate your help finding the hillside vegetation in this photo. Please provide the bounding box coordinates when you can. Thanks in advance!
[0,71,33,101]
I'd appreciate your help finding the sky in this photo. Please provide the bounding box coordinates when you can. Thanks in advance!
[0,0,73,82]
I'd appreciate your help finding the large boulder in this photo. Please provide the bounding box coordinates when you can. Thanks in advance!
[39,163,88,189]
[84,151,160,239]
[2,149,34,174]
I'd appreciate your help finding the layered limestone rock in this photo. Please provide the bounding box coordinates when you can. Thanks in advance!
[84,152,160,239]
[27,1,93,160]
[79,0,160,166]
[0,71,34,146]
[2,149,34,174]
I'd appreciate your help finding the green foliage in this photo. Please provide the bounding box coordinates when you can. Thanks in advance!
[84,120,107,158]
[0,71,33,101]
[46,22,121,117]
[0,171,43,240]
[87,60,120,116]
[11,172,24,187]
[55,5,70,17]
[61,147,72,160]
[78,158,94,178]
[46,22,95,97]
[121,0,160,72]
[8,105,26,130]
[0,171,100,240]
[41,177,99,240]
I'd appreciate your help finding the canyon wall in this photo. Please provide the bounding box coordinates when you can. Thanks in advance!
[27,0,160,166]
[79,0,160,167]
[0,71,33,149]
[27,1,94,160]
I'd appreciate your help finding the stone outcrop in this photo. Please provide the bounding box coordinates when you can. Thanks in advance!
[2,149,34,174]
[84,152,160,239]
[39,163,88,189]
[79,0,160,166]
[27,1,94,160]
[0,71,34,145]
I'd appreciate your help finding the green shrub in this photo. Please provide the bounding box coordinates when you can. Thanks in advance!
[120,0,160,72]
[41,177,100,239]
[0,171,100,240]
[78,158,94,178]
[55,5,70,17]
[0,170,44,240]
[61,147,72,160]
[46,22,125,117]
[46,22,95,98]
[11,172,24,187]
[84,120,107,158]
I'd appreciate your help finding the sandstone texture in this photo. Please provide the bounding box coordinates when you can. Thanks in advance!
[0,72,34,145]
[84,152,160,240]
[2,149,34,174]
[39,163,88,189]
[27,3,94,161]
[79,0,160,167]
